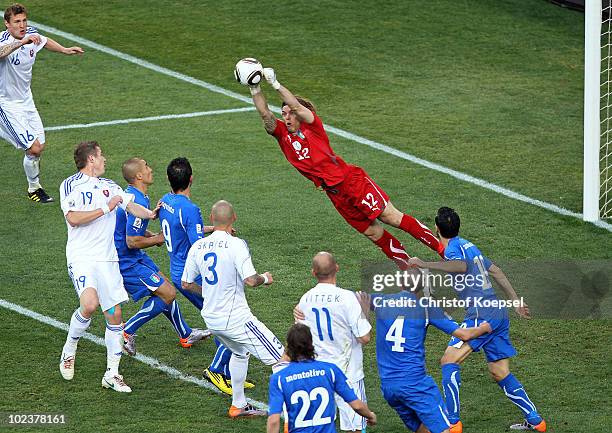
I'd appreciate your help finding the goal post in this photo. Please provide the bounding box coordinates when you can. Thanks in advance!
[584,0,601,222]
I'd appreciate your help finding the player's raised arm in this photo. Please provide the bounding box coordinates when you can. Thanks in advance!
[250,85,277,134]
[43,37,83,55]
[125,200,156,220]
[263,67,315,124]
[64,195,123,227]
[0,33,39,59]
[488,263,531,319]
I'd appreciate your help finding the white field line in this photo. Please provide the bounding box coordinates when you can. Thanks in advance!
[30,21,612,233]
[46,107,256,131]
[0,298,268,411]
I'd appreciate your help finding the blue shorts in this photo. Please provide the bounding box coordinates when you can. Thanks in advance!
[120,255,165,301]
[382,376,451,433]
[448,317,517,362]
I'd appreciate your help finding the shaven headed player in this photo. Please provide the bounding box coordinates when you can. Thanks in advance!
[250,66,442,270]
[0,3,83,203]
[59,141,156,393]
[157,157,238,394]
[359,279,492,433]
[182,200,285,418]
[408,207,546,432]
[294,252,372,433]
[114,158,210,356]
[267,323,377,433]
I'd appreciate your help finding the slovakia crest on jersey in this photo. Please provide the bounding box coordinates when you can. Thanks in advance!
[29,49,34,57]
[103,189,109,197]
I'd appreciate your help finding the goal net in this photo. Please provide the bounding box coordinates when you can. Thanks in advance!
[585,0,612,221]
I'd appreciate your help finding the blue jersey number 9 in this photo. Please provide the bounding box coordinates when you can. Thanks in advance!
[161,219,172,252]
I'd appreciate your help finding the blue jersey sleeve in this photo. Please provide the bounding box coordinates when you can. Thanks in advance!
[267,373,285,415]
[483,254,493,270]
[184,205,204,245]
[428,306,460,335]
[125,213,148,237]
[331,364,358,403]
[444,242,464,262]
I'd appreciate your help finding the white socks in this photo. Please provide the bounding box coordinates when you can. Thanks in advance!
[105,323,123,376]
[23,154,41,192]
[229,353,250,408]
[62,309,91,356]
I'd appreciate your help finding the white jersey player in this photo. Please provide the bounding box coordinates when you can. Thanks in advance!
[0,4,83,203]
[296,252,372,433]
[182,200,285,418]
[58,141,156,393]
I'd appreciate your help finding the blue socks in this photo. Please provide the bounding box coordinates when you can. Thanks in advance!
[208,338,232,377]
[498,373,542,425]
[441,363,462,424]
[162,299,192,339]
[124,295,167,335]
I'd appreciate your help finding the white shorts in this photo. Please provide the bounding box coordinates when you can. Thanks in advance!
[212,317,285,366]
[68,261,128,312]
[336,378,367,432]
[0,104,45,150]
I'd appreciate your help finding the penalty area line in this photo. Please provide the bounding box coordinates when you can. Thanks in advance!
[46,106,256,131]
[0,298,268,411]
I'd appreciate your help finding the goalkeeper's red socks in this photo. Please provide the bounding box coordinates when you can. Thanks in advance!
[374,230,410,270]
[399,214,444,257]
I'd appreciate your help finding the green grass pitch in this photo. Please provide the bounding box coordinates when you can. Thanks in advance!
[0,1,610,432]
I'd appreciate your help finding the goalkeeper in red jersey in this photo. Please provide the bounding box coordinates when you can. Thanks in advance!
[250,67,443,268]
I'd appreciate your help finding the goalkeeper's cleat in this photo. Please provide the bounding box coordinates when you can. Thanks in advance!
[203,368,233,395]
[179,328,212,348]
[449,421,463,433]
[59,352,75,380]
[228,403,266,418]
[122,331,136,356]
[102,373,132,393]
[28,188,54,203]
[510,419,547,432]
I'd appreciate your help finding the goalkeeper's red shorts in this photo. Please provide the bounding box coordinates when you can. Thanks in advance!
[324,165,390,233]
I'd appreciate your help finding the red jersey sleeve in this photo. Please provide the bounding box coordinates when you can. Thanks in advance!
[271,118,287,138]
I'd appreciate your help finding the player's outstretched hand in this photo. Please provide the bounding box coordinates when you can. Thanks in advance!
[262,271,273,285]
[151,200,162,220]
[22,34,41,46]
[515,301,531,319]
[152,232,165,247]
[293,305,305,323]
[366,411,377,426]
[263,67,281,90]
[407,257,425,268]
[108,195,123,211]
[356,291,372,316]
[479,321,493,334]
[63,46,84,55]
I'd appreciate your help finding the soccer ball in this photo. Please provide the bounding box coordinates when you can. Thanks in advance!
[234,58,263,86]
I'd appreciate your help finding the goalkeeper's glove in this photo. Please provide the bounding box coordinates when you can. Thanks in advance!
[263,67,281,90]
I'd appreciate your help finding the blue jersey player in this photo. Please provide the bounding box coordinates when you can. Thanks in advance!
[361,282,491,433]
[158,157,247,395]
[114,158,210,355]
[409,207,546,432]
[267,323,376,433]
